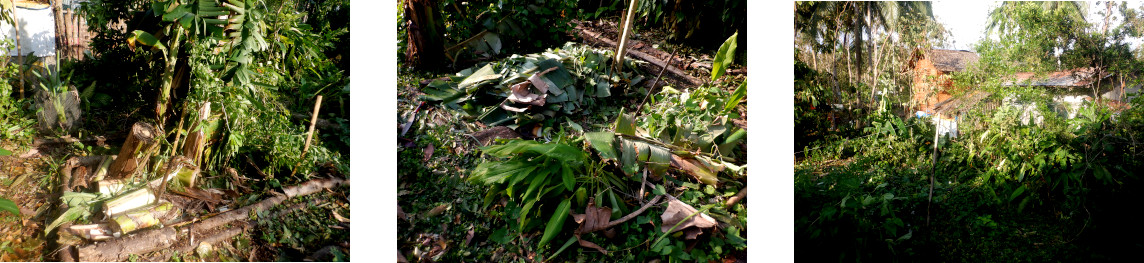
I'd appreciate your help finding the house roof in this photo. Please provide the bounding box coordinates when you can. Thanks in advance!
[925,49,980,72]
[1005,67,1111,87]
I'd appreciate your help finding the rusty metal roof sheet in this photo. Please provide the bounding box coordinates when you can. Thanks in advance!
[926,49,980,72]
[1005,67,1110,87]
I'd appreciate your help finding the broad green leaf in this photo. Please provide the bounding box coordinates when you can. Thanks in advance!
[161,4,191,22]
[522,172,548,206]
[635,140,651,162]
[128,30,167,54]
[575,187,588,207]
[596,81,611,97]
[620,139,639,176]
[480,140,539,157]
[482,185,503,208]
[711,31,738,80]
[724,80,746,113]
[647,144,671,178]
[539,198,572,248]
[1008,185,1027,203]
[561,164,575,191]
[506,165,543,197]
[471,159,535,185]
[718,128,747,157]
[0,148,11,156]
[565,117,584,133]
[653,184,666,195]
[615,111,636,136]
[45,204,88,235]
[861,195,876,206]
[528,143,588,167]
[519,199,536,232]
[419,80,466,103]
[457,64,502,90]
[490,228,511,244]
[0,198,18,215]
[584,132,618,161]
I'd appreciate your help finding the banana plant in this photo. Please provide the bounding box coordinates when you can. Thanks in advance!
[0,0,14,26]
[127,0,267,123]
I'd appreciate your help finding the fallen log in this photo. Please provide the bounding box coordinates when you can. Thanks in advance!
[576,23,701,87]
[75,177,349,261]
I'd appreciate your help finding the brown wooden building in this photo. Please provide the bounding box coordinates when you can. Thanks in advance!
[907,49,980,113]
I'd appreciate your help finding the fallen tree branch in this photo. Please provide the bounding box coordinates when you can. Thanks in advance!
[576,23,700,87]
[75,177,349,261]
[605,194,663,229]
[725,186,747,207]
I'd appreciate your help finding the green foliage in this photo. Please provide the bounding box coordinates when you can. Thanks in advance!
[631,0,746,47]
[469,139,587,242]
[0,197,17,215]
[796,84,1144,261]
[432,0,578,60]
[0,39,35,141]
[45,192,101,235]
[539,198,571,248]
[423,43,643,128]
[638,82,746,161]
[710,31,738,81]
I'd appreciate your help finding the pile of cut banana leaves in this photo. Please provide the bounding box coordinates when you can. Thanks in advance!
[420,43,645,128]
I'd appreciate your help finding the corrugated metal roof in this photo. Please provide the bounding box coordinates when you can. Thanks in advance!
[1004,67,1110,87]
[926,49,980,72]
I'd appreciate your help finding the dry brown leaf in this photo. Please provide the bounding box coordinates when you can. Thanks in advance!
[507,81,547,106]
[660,199,718,240]
[669,154,718,185]
[398,205,407,221]
[332,210,350,223]
[428,204,449,217]
[464,226,475,247]
[528,67,559,94]
[571,200,613,254]
[572,200,612,234]
[423,144,435,162]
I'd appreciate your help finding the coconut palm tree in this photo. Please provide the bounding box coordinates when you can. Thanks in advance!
[795,1,939,104]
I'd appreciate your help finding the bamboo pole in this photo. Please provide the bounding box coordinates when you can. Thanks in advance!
[302,95,323,158]
[613,0,640,74]
[289,95,323,178]
[14,5,21,99]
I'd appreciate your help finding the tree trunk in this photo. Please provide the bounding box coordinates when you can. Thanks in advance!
[404,0,445,70]
[107,122,160,180]
[182,102,211,168]
[156,26,184,124]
